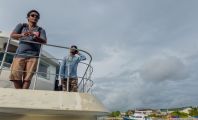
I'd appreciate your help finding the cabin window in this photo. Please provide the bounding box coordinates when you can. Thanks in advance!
[0,43,17,67]
[38,61,50,80]
[3,43,18,53]
[0,53,15,68]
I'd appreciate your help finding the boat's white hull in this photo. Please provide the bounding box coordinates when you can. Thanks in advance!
[0,112,96,120]
[0,88,109,120]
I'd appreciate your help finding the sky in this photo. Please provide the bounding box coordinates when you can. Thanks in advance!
[1,0,198,111]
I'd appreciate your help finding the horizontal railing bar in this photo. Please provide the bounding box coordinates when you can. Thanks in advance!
[11,39,92,63]
[0,51,93,71]
[0,68,93,81]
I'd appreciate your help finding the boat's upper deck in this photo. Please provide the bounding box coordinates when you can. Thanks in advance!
[0,32,108,120]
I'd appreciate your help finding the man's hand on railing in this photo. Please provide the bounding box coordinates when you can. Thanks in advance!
[11,31,32,40]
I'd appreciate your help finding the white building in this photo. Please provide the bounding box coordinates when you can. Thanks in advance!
[180,107,192,114]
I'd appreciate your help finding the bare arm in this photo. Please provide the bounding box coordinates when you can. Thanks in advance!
[10,31,31,40]
[34,36,47,44]
[33,29,47,44]
[10,23,32,40]
[77,52,86,62]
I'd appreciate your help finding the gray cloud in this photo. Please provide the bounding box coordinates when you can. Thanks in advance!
[139,56,189,82]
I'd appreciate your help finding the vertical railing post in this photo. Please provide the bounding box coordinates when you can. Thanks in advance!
[87,66,92,92]
[67,62,70,92]
[0,37,11,74]
[58,61,62,87]
[33,45,43,90]
[83,75,85,92]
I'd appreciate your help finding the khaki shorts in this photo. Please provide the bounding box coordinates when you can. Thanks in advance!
[9,57,38,81]
[62,78,78,92]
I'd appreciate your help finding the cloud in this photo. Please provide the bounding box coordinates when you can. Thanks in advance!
[92,45,130,78]
[139,56,189,82]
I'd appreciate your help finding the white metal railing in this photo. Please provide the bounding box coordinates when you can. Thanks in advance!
[0,38,93,93]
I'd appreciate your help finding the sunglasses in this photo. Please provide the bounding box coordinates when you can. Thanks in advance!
[30,14,39,19]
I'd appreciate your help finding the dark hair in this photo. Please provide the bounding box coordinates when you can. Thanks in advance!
[71,45,78,53]
[71,45,78,49]
[27,10,40,19]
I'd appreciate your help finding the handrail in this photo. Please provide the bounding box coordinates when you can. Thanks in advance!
[0,38,94,93]
[0,51,93,76]
[0,51,93,65]
[0,66,93,80]
[12,40,92,92]
[0,51,94,80]
[0,56,94,93]
[15,39,93,92]
[0,38,11,73]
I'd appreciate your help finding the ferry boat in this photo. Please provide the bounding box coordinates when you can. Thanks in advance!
[0,31,109,120]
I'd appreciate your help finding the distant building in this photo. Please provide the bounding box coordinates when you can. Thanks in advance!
[180,107,192,114]
[134,109,154,116]
[160,106,192,115]
[120,112,126,116]
[160,109,168,115]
